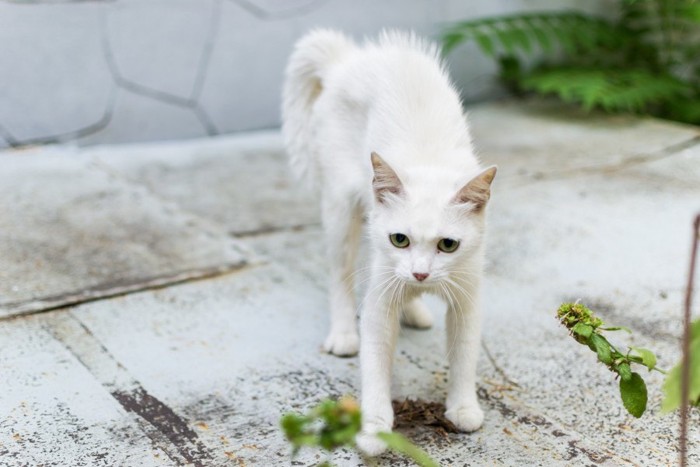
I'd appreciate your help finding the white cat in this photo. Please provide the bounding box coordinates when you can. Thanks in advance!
[282,29,496,455]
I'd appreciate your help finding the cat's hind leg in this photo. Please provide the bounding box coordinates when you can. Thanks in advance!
[400,295,433,329]
[321,195,362,357]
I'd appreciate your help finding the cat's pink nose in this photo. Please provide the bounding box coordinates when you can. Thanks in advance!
[413,272,429,282]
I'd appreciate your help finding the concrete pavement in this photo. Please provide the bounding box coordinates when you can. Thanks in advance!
[1,100,698,466]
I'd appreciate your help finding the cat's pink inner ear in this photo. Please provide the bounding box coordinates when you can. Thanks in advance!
[371,152,403,202]
[453,165,497,210]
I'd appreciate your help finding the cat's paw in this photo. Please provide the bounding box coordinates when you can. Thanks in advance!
[356,430,388,456]
[322,331,359,357]
[445,402,484,432]
[401,300,433,329]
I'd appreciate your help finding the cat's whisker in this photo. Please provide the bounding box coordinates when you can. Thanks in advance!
[449,272,479,283]
[348,268,393,288]
[358,273,399,312]
[438,282,455,350]
[346,264,393,278]
[445,278,477,308]
[345,265,393,285]
[383,277,405,323]
[449,266,479,275]
[359,273,403,322]
[386,278,400,321]
[444,280,466,311]
[448,269,480,284]
[395,280,407,321]
[441,281,465,360]
[353,270,393,290]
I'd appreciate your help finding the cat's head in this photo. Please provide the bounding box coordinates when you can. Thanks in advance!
[369,151,496,287]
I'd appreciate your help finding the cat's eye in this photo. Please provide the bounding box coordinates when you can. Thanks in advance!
[389,233,410,248]
[437,238,460,253]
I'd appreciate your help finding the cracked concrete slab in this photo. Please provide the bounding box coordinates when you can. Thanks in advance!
[470,99,700,183]
[0,148,247,318]
[475,136,700,457]
[0,101,698,466]
[89,132,318,235]
[0,317,170,466]
[21,261,612,466]
[237,213,699,466]
[235,232,628,465]
[4,227,691,465]
[0,2,112,143]
[55,263,339,466]
[617,141,700,191]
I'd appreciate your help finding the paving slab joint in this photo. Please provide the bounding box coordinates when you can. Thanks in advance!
[0,261,252,321]
[482,340,521,389]
[515,133,700,186]
[230,222,321,238]
[606,133,700,170]
[42,312,215,466]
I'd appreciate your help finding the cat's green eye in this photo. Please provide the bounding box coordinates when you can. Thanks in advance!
[437,238,460,253]
[389,233,410,248]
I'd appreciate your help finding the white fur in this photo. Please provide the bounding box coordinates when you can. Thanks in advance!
[282,29,495,455]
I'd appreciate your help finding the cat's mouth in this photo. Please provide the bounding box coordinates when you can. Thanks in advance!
[407,276,438,287]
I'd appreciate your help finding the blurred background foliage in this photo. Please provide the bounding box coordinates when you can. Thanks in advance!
[442,0,700,125]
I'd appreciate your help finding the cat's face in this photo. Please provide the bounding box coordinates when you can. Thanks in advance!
[370,152,496,288]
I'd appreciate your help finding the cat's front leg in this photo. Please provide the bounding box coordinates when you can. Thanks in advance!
[356,270,401,456]
[444,280,484,432]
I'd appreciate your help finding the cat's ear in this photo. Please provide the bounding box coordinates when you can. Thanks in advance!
[371,152,403,203]
[453,166,497,211]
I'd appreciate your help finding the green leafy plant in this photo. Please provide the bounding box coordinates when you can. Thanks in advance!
[442,1,700,124]
[281,396,438,467]
[556,302,663,417]
[281,397,361,458]
[661,318,700,412]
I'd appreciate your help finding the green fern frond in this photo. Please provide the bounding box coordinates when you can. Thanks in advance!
[441,12,626,58]
[441,2,700,124]
[665,98,700,123]
[625,0,700,25]
[676,3,700,23]
[521,67,689,112]
[622,0,700,69]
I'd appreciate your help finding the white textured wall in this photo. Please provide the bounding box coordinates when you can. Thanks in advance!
[0,0,608,148]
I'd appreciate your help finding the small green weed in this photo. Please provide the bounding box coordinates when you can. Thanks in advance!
[661,318,700,412]
[556,302,663,417]
[281,396,438,467]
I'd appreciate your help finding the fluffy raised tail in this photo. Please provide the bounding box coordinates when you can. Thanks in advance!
[282,29,355,188]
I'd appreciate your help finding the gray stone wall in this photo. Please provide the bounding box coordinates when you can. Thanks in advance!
[0,0,608,148]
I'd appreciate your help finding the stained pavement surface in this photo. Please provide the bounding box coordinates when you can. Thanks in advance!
[1,100,699,466]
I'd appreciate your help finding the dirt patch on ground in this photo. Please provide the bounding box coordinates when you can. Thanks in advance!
[392,399,460,438]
